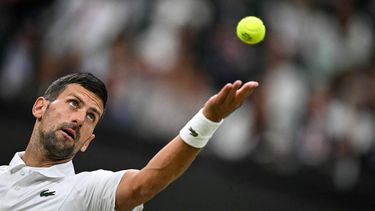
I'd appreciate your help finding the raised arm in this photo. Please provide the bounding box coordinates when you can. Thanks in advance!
[115,80,259,211]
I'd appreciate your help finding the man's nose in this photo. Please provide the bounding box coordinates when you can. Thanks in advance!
[71,109,86,127]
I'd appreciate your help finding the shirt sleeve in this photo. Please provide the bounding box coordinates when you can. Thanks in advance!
[75,169,143,211]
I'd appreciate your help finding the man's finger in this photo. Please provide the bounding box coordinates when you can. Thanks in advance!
[216,83,233,104]
[225,80,242,103]
[236,81,259,100]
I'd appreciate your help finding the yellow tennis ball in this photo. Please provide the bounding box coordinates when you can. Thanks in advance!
[236,16,266,45]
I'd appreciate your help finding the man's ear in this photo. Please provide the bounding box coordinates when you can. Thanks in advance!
[80,134,95,152]
[32,97,49,119]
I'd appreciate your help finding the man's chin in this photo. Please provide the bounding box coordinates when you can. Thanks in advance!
[46,148,75,161]
[44,139,75,161]
[40,130,76,161]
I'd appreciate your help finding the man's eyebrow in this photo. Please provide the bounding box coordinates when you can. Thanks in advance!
[70,94,102,118]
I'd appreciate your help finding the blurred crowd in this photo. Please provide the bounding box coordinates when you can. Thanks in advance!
[0,0,374,191]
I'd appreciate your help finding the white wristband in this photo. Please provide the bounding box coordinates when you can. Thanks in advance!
[179,109,224,148]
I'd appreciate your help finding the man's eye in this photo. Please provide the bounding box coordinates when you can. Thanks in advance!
[69,100,79,108]
[87,113,95,122]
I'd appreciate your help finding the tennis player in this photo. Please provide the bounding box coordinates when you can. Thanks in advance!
[0,72,258,211]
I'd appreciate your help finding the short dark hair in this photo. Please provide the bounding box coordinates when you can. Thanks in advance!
[43,72,108,108]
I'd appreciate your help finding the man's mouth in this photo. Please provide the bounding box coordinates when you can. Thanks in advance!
[61,128,76,142]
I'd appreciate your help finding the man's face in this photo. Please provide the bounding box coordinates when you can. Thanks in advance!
[36,84,104,161]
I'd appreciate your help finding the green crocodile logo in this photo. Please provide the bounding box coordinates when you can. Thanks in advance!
[40,189,56,197]
[189,127,199,137]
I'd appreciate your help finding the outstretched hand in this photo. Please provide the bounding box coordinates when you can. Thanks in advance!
[203,80,259,122]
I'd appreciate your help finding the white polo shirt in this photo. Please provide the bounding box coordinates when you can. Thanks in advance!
[0,152,143,211]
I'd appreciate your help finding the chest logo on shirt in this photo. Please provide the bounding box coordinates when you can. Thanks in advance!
[40,189,56,197]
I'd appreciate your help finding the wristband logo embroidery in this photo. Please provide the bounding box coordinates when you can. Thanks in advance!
[189,127,199,137]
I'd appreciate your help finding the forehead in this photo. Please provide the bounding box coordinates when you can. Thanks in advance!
[57,84,104,114]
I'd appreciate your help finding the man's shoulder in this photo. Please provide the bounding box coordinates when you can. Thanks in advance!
[70,169,126,186]
[74,169,126,178]
[0,165,9,174]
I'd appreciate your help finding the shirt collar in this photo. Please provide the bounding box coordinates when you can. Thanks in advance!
[9,152,26,173]
[9,151,76,178]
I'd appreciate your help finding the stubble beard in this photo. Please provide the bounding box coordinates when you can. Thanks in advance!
[38,127,75,161]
